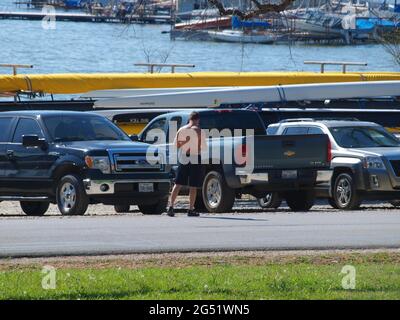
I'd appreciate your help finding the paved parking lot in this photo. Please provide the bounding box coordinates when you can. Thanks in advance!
[1,197,400,257]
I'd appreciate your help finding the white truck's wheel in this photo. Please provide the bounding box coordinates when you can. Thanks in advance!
[333,173,362,210]
[257,193,282,209]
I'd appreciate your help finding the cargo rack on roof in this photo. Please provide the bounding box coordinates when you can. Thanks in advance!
[312,117,361,121]
[279,118,315,123]
[279,117,361,123]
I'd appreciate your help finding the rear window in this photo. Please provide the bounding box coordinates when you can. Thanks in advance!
[199,111,266,135]
[0,117,12,142]
[308,127,324,134]
[266,126,279,135]
[284,127,309,135]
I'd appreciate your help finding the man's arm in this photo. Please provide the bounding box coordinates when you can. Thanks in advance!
[200,129,208,151]
[174,128,189,149]
[173,131,179,148]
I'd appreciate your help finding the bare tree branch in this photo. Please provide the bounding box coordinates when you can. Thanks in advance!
[378,29,400,66]
[207,0,247,19]
[208,0,295,20]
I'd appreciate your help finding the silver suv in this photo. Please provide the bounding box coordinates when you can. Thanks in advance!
[265,118,400,210]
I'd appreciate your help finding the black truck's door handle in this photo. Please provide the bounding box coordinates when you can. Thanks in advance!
[6,150,14,159]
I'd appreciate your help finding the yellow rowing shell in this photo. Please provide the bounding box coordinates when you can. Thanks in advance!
[2,71,400,94]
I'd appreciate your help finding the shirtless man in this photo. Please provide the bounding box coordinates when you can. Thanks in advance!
[167,112,207,217]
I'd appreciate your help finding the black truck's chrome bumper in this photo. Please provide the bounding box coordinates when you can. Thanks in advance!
[316,170,334,184]
[83,179,171,195]
[236,169,332,185]
[237,172,269,185]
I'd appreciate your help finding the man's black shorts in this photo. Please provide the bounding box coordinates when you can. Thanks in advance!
[175,162,204,188]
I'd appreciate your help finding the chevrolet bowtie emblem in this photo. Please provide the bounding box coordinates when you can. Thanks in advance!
[284,150,296,157]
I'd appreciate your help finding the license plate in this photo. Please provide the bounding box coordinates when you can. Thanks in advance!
[282,170,297,179]
[139,183,154,192]
[252,173,269,182]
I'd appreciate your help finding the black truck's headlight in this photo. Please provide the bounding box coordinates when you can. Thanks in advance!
[363,157,385,169]
[85,156,111,174]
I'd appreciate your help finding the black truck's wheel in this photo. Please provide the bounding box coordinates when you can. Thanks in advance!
[20,201,50,216]
[202,170,235,213]
[389,200,400,208]
[285,190,314,212]
[328,197,339,209]
[56,174,89,216]
[333,173,361,210]
[138,198,168,215]
[257,193,282,209]
[114,205,131,213]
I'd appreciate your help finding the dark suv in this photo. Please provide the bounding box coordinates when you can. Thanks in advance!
[0,111,171,216]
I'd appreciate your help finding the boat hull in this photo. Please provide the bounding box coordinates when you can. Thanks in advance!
[2,72,400,94]
[293,19,343,36]
[207,30,275,44]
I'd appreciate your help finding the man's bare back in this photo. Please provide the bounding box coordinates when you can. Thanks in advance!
[174,124,205,156]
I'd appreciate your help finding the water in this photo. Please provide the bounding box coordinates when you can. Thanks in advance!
[0,1,398,75]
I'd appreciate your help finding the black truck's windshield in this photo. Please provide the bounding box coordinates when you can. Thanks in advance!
[199,111,266,135]
[330,126,400,148]
[43,115,130,142]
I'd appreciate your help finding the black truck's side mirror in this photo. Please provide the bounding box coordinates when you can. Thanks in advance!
[22,135,47,149]
[130,134,139,142]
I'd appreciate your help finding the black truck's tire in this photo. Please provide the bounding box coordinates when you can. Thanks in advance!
[114,205,131,213]
[257,193,282,209]
[56,174,89,216]
[328,197,339,209]
[333,173,362,210]
[20,201,50,216]
[202,170,235,213]
[389,200,400,208]
[285,190,315,212]
[139,198,168,215]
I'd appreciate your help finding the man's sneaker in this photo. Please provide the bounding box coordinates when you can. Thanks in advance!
[187,209,200,217]
[167,207,175,217]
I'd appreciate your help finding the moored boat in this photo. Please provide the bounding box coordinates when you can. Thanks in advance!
[207,29,276,44]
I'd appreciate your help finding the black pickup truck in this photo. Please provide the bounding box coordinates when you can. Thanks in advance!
[134,109,332,212]
[0,111,171,216]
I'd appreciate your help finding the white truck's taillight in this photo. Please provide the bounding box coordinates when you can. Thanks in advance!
[327,138,332,163]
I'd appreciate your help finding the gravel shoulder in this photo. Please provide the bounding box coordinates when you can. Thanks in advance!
[1,249,400,271]
[1,196,399,218]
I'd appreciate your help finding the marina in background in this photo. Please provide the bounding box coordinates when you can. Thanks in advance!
[3,0,400,44]
[173,0,400,44]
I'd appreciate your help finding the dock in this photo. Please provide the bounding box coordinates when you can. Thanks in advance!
[0,11,172,24]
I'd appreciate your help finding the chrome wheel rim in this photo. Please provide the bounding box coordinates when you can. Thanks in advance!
[336,177,352,207]
[259,193,272,207]
[206,177,222,209]
[60,182,76,212]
